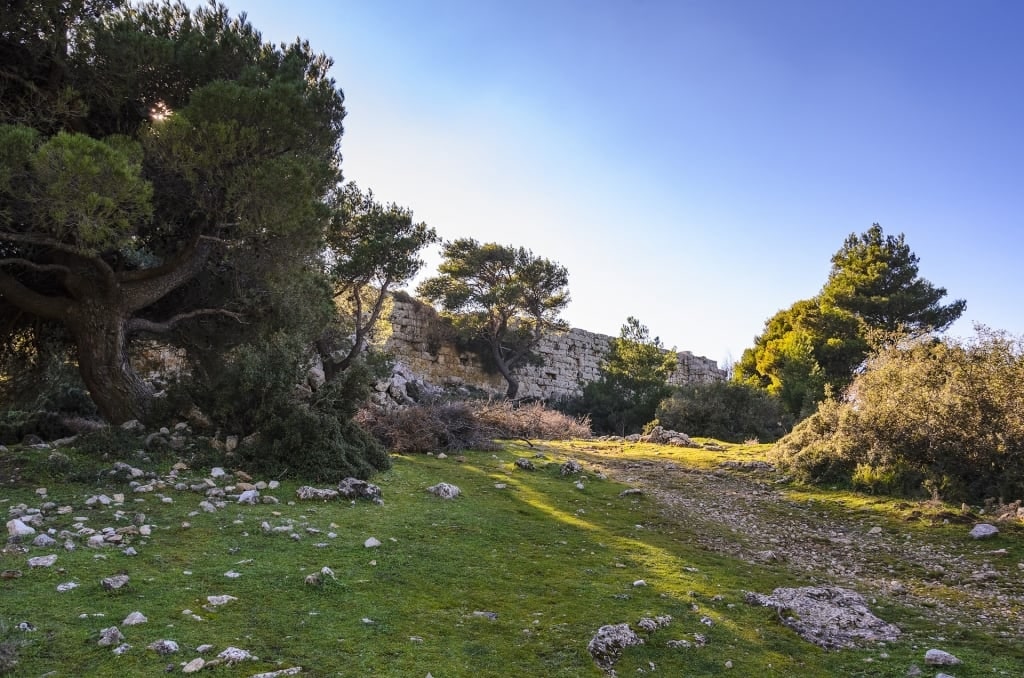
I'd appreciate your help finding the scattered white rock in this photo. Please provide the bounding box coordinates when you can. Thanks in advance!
[148,639,179,655]
[364,537,382,548]
[587,623,644,670]
[969,523,999,539]
[182,657,205,673]
[112,643,131,655]
[426,482,460,499]
[224,570,242,578]
[28,554,57,568]
[210,467,226,478]
[744,586,901,649]
[7,518,35,537]
[296,486,339,501]
[633,580,647,587]
[560,459,584,476]
[97,626,124,647]
[924,649,962,666]
[237,489,259,505]
[122,611,147,625]
[196,644,215,653]
[637,615,673,632]
[101,574,130,590]
[32,534,57,548]
[867,526,882,535]
[249,668,303,677]
[206,594,237,607]
[56,582,78,592]
[217,646,255,664]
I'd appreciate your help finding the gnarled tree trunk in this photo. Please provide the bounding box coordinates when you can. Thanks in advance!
[67,304,154,424]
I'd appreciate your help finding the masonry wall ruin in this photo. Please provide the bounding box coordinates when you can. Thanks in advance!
[381,298,726,401]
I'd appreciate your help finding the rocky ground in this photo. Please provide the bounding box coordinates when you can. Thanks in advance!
[574,450,1024,643]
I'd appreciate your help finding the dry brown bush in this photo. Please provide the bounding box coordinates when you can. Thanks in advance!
[357,401,590,453]
[472,401,591,441]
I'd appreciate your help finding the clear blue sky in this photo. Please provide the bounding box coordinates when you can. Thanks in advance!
[220,0,1023,365]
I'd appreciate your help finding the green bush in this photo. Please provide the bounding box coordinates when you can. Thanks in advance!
[773,328,1024,502]
[183,332,389,480]
[655,381,794,443]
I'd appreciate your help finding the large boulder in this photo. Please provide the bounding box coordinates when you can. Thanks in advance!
[745,586,900,649]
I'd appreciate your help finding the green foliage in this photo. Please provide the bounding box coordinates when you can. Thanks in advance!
[774,328,1024,501]
[417,238,570,398]
[823,223,966,334]
[0,1,348,423]
[581,317,676,435]
[736,224,963,419]
[656,381,793,443]
[183,331,388,481]
[322,182,438,373]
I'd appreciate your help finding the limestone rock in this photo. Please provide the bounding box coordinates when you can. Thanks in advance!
[364,537,382,548]
[101,574,130,590]
[514,458,535,471]
[426,482,460,499]
[148,639,179,655]
[969,523,999,539]
[560,459,584,476]
[182,657,205,673]
[237,489,259,505]
[122,611,147,625]
[97,626,124,647]
[924,649,962,666]
[28,554,57,568]
[637,615,673,632]
[337,477,383,504]
[7,518,35,538]
[744,586,900,649]
[587,623,644,670]
[217,646,256,664]
[295,486,339,501]
[32,534,57,548]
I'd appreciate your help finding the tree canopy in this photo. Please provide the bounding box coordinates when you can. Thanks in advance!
[0,1,346,423]
[321,182,438,378]
[823,223,966,334]
[416,238,570,398]
[582,317,677,435]
[735,224,965,418]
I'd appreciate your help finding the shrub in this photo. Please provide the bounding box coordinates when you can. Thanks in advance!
[473,401,591,440]
[656,381,794,443]
[183,332,389,480]
[773,328,1024,502]
[358,402,497,454]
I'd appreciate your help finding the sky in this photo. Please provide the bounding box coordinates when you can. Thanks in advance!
[218,0,1023,366]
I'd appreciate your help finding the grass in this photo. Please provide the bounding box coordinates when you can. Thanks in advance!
[1,438,1022,676]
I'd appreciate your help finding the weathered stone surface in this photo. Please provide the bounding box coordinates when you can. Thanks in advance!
[969,523,999,539]
[296,486,339,501]
[101,574,130,590]
[379,298,725,404]
[97,626,124,647]
[515,458,535,471]
[7,518,35,537]
[560,460,584,476]
[147,639,179,655]
[744,586,900,649]
[587,623,644,670]
[337,477,383,503]
[122,611,147,625]
[924,649,962,666]
[426,482,460,499]
[27,554,57,568]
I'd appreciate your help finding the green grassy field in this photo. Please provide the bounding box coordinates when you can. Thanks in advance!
[2,438,1021,676]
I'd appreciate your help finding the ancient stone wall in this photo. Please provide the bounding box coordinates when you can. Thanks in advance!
[382,298,725,401]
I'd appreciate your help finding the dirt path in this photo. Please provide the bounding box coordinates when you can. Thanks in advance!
[573,450,1024,641]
